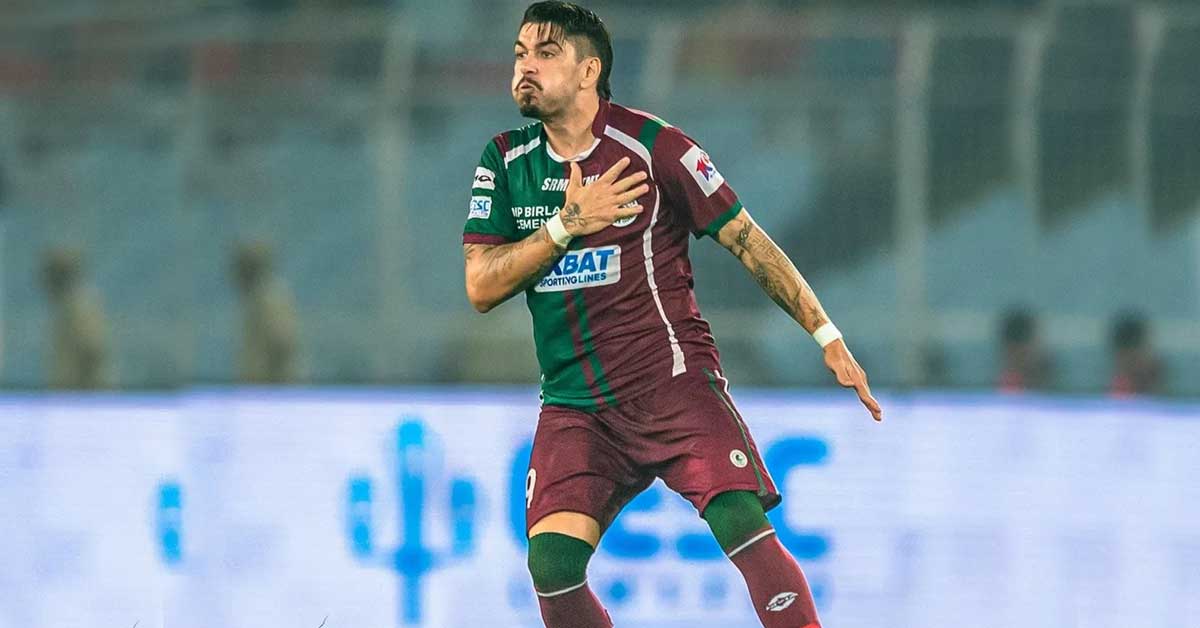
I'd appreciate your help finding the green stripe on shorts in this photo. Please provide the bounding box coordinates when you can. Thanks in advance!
[704,367,767,497]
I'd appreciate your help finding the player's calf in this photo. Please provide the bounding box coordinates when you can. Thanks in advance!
[704,491,822,628]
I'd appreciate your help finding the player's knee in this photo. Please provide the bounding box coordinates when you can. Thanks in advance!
[527,532,595,593]
[703,490,771,554]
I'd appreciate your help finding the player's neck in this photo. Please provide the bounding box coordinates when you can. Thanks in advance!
[541,95,600,160]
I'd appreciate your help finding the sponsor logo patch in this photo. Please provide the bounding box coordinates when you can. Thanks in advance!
[765,591,799,612]
[513,205,559,231]
[534,245,621,293]
[473,167,495,191]
[541,174,599,192]
[680,145,725,197]
[468,196,492,220]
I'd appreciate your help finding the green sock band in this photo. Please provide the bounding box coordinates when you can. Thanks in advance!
[527,532,595,593]
[702,490,771,554]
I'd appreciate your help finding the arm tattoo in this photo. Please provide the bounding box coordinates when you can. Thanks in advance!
[512,227,564,292]
[735,220,752,251]
[464,227,566,305]
[725,215,829,333]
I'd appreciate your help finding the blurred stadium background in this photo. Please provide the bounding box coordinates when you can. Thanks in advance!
[0,0,1197,627]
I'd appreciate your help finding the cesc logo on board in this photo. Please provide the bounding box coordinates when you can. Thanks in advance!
[153,415,832,623]
[338,418,833,623]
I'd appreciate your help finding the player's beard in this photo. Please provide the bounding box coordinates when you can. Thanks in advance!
[517,98,543,118]
[515,85,565,122]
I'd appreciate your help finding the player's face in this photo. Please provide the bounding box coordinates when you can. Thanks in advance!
[513,23,585,120]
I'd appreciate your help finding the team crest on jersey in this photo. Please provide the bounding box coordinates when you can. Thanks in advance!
[534,245,621,293]
[612,201,639,227]
[680,145,725,197]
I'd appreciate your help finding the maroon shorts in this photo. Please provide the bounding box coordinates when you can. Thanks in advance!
[524,366,781,535]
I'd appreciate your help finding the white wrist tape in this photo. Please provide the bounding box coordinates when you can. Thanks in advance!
[545,214,574,248]
[812,322,843,348]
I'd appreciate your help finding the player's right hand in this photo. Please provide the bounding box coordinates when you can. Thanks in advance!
[559,157,649,237]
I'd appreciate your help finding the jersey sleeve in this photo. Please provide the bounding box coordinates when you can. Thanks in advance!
[462,136,518,245]
[652,126,743,239]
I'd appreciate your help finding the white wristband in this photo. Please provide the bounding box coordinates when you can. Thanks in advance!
[545,214,574,248]
[812,322,843,348]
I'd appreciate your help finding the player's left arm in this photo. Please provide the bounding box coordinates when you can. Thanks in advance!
[716,208,883,422]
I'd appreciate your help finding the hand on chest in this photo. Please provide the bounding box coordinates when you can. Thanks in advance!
[512,156,658,241]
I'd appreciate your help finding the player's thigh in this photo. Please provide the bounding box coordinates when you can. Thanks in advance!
[525,404,648,546]
[651,367,781,515]
[528,511,602,547]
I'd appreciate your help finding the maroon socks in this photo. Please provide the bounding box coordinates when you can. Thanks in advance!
[536,580,613,628]
[727,528,822,628]
[531,525,819,627]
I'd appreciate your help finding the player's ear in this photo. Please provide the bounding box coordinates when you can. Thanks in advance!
[579,56,601,91]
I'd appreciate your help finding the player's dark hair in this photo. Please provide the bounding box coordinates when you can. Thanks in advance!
[521,1,613,100]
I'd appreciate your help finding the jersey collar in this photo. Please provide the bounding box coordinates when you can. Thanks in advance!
[544,98,611,163]
[546,137,600,163]
[591,97,611,137]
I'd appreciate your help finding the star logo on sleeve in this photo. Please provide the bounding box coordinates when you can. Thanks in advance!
[680,145,725,196]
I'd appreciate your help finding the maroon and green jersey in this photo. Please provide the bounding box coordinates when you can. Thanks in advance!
[463,99,743,410]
